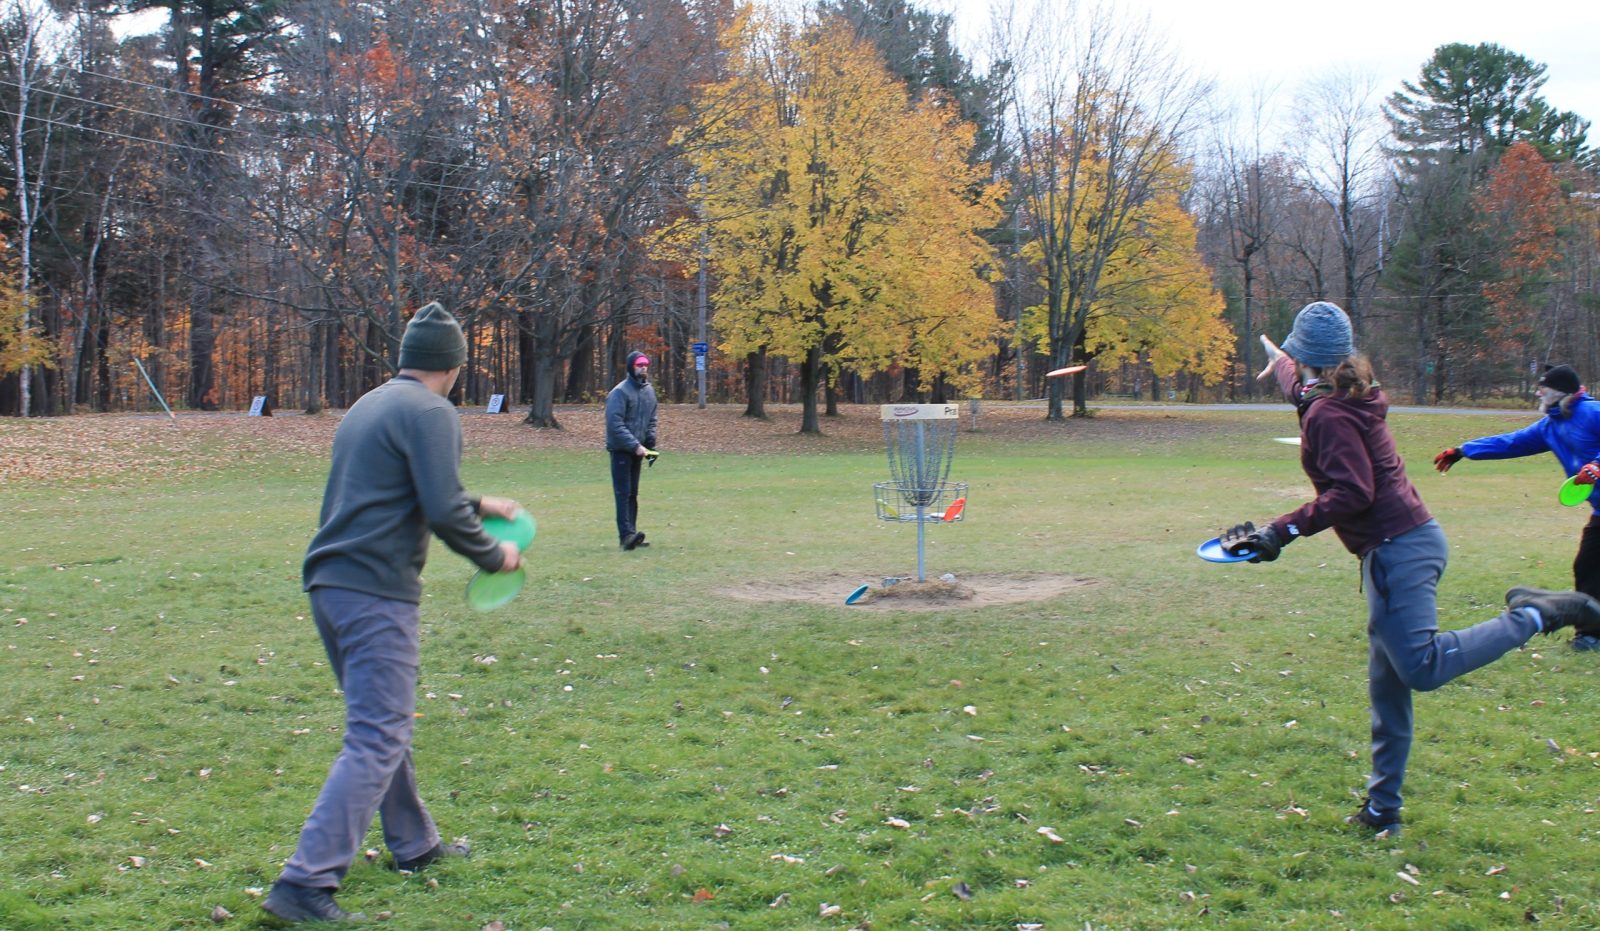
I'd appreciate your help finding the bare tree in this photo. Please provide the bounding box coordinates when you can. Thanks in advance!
[1203,85,1280,399]
[0,0,65,416]
[1287,67,1390,340]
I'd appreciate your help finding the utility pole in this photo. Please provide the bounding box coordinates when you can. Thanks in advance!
[696,228,708,409]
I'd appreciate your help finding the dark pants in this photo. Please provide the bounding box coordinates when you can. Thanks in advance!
[1574,512,1600,599]
[609,449,643,542]
[277,587,439,889]
[1360,520,1538,813]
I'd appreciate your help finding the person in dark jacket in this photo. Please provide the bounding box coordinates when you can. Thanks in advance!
[1219,301,1600,838]
[605,351,659,550]
[263,302,524,925]
[1433,363,1600,650]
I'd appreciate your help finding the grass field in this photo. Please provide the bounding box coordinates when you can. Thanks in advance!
[4,403,1600,929]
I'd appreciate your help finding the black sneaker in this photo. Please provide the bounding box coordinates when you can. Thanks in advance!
[622,531,644,551]
[1506,587,1600,635]
[1344,798,1402,837]
[261,881,365,924]
[632,532,649,548]
[395,841,470,872]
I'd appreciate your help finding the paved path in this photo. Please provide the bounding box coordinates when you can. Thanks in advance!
[1000,400,1533,418]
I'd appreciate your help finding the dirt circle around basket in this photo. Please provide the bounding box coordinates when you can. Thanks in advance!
[719,572,1095,611]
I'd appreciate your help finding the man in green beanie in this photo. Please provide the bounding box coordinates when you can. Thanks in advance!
[264,302,524,924]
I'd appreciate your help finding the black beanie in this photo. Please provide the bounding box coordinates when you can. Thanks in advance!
[398,302,467,371]
[1539,364,1580,394]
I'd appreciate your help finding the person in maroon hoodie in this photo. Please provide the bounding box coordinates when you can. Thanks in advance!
[1219,301,1600,837]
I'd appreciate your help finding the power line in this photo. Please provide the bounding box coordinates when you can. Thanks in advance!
[0,77,503,190]
[0,105,507,200]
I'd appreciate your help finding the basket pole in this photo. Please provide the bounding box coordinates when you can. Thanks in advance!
[915,421,927,580]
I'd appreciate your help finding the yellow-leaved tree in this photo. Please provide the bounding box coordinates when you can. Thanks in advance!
[0,217,47,387]
[668,9,1000,432]
[1079,172,1232,394]
[1019,129,1230,404]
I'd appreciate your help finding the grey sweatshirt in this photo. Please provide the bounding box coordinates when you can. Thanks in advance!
[303,376,504,602]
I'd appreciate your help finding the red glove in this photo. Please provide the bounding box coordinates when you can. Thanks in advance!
[1433,448,1464,473]
[1577,462,1600,486]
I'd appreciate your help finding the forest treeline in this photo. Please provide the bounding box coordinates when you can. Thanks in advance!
[1,0,1596,426]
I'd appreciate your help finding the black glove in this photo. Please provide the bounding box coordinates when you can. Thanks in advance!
[1220,521,1285,563]
[1433,447,1464,473]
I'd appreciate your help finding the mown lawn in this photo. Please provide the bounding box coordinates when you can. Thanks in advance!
[3,404,1599,929]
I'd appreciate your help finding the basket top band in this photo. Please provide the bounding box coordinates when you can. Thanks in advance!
[880,404,959,421]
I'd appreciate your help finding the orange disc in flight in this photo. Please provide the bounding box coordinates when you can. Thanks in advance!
[1045,365,1087,378]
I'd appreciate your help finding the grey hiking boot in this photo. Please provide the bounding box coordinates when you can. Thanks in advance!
[1506,587,1600,636]
[1344,797,1402,837]
[395,841,470,872]
[261,881,365,924]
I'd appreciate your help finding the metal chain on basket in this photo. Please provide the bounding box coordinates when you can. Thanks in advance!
[883,417,957,508]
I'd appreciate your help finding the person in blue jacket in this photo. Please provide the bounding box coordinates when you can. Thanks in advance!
[1434,364,1600,650]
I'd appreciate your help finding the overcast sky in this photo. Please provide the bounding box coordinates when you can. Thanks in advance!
[934,0,1600,131]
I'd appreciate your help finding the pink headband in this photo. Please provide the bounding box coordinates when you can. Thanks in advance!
[633,356,650,366]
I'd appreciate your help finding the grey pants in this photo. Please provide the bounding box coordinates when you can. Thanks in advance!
[1361,519,1539,813]
[277,587,440,889]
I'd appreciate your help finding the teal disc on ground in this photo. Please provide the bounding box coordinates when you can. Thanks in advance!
[482,511,536,550]
[1559,476,1592,507]
[466,566,525,611]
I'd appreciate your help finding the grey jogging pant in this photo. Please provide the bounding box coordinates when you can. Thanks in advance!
[277,587,440,889]
[1361,519,1540,813]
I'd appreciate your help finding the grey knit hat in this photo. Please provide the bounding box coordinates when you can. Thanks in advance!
[398,301,467,371]
[1280,301,1354,368]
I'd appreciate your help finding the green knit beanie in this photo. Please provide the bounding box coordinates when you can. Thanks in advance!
[398,301,467,371]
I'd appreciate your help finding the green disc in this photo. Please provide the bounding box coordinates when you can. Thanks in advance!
[466,566,525,611]
[482,511,536,550]
[1559,476,1592,507]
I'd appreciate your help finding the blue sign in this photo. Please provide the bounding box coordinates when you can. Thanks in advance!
[692,341,709,354]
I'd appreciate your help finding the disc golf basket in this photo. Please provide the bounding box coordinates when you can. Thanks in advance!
[874,404,968,582]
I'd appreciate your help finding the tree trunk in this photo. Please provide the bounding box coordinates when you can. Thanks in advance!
[523,351,563,428]
[743,348,768,419]
[1072,331,1090,417]
[304,317,325,414]
[188,298,218,410]
[799,343,823,434]
[564,323,594,402]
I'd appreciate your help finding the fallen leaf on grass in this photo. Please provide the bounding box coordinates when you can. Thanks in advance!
[691,889,715,903]
[1036,826,1065,844]
[885,817,911,829]
[712,823,733,838]
[819,903,842,917]
[1397,872,1419,886]
[952,881,972,900]
[770,854,805,864]
[481,922,507,931]
[769,893,789,908]
[210,905,232,922]
[1486,865,1507,876]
